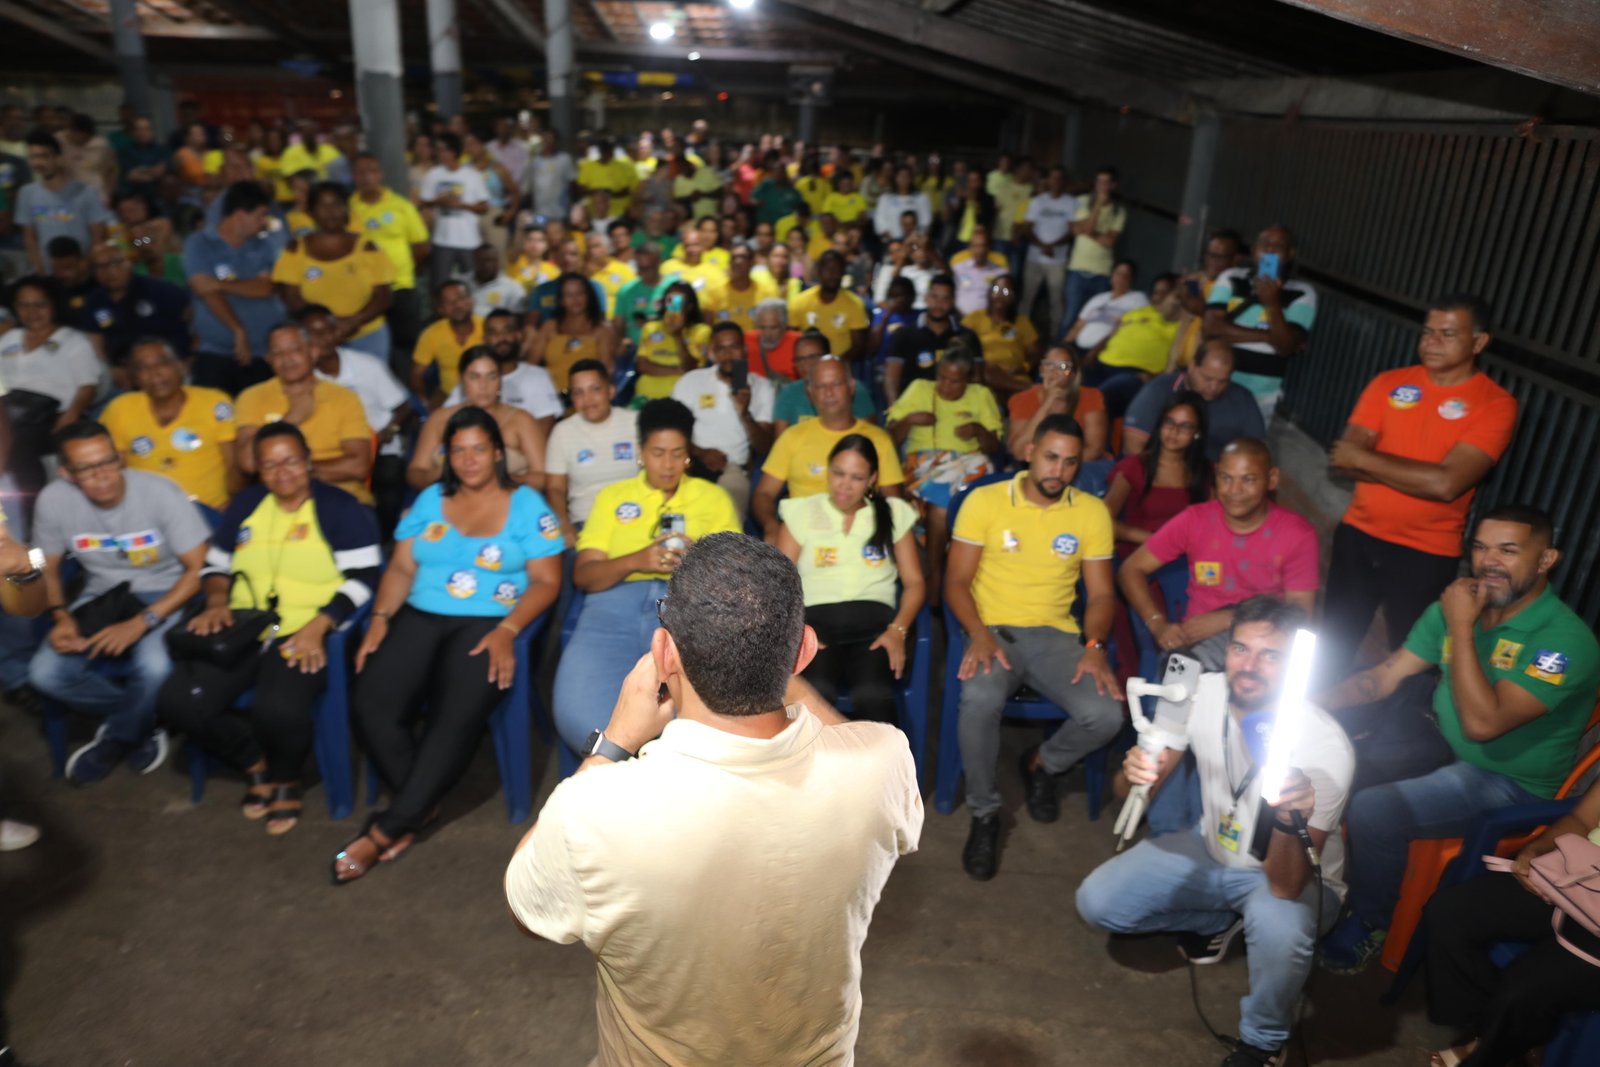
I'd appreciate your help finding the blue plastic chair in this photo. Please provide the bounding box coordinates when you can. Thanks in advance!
[1126,555,1190,684]
[931,471,1122,819]
[362,611,551,823]
[184,602,370,820]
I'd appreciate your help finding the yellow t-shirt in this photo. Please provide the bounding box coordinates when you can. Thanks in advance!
[787,286,868,361]
[948,248,1009,269]
[1099,306,1179,376]
[702,247,730,273]
[235,378,373,503]
[779,493,918,609]
[280,142,342,182]
[886,379,1003,455]
[413,317,485,394]
[961,309,1039,376]
[101,387,237,509]
[774,213,806,243]
[806,226,834,262]
[544,327,603,391]
[255,153,291,202]
[577,157,639,214]
[203,149,225,175]
[951,472,1114,633]
[659,257,729,304]
[1067,201,1128,276]
[634,321,711,400]
[510,255,560,291]
[577,471,741,581]
[821,191,868,224]
[348,190,429,291]
[794,175,834,214]
[270,240,396,340]
[710,274,778,332]
[285,210,315,239]
[762,418,905,499]
[229,493,344,635]
[589,259,639,316]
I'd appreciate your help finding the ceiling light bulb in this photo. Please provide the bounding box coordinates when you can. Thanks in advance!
[648,21,675,41]
[730,0,755,10]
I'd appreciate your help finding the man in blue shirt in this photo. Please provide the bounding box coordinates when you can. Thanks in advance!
[17,131,111,273]
[84,241,191,377]
[1122,340,1266,462]
[182,181,284,395]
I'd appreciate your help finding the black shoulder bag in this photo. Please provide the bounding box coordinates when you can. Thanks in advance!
[166,573,281,668]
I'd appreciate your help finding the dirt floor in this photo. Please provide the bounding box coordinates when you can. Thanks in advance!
[1,693,1448,1067]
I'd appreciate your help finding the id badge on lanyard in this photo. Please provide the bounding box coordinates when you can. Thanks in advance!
[1217,713,1256,854]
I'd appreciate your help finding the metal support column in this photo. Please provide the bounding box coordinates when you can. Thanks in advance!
[107,0,152,122]
[350,0,410,196]
[1172,112,1219,271]
[797,99,817,145]
[1060,106,1081,175]
[543,0,576,142]
[426,0,463,121]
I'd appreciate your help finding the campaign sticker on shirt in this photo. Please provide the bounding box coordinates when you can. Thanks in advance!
[305,266,324,281]
[135,300,154,318]
[235,526,252,546]
[1052,533,1079,559]
[1437,399,1469,421]
[805,312,818,326]
[1001,529,1020,553]
[0,344,20,356]
[649,331,665,344]
[1194,560,1223,586]
[832,312,846,328]
[365,218,381,230]
[566,336,582,350]
[697,393,716,410]
[476,543,504,570]
[807,463,825,476]
[214,401,234,421]
[493,580,519,605]
[122,530,162,567]
[446,570,478,598]
[421,521,450,543]
[613,441,634,461]
[616,502,642,524]
[814,546,838,568]
[214,264,236,281]
[487,292,503,306]
[1489,638,1524,671]
[1388,384,1422,410]
[129,435,156,457]
[917,350,934,368]
[576,448,595,465]
[1526,650,1568,684]
[1441,635,1453,666]
[537,512,562,540]
[862,544,888,567]
[94,308,114,328]
[170,428,202,452]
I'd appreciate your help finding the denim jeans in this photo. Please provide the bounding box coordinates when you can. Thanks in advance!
[342,323,392,363]
[1077,826,1340,1049]
[0,612,38,690]
[29,592,182,745]
[1345,759,1538,929]
[1062,270,1112,341]
[552,579,668,753]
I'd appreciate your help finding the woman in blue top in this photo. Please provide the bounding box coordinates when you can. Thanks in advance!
[335,407,562,884]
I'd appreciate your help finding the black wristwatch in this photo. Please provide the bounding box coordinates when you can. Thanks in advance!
[583,729,635,763]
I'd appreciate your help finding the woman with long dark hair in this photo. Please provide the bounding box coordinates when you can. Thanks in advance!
[632,281,710,403]
[528,271,613,391]
[271,181,395,361]
[336,406,562,884]
[777,434,924,722]
[409,346,548,492]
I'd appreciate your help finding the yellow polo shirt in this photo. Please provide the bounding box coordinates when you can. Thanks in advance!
[589,259,639,316]
[962,309,1039,376]
[886,379,1002,455]
[234,378,373,503]
[101,387,237,509]
[762,418,905,499]
[510,255,560,291]
[787,286,868,360]
[795,175,833,214]
[821,191,867,224]
[710,274,778,332]
[348,189,429,291]
[1099,306,1179,376]
[577,471,741,581]
[659,257,728,304]
[634,321,711,401]
[270,240,396,340]
[412,316,484,394]
[951,472,1113,633]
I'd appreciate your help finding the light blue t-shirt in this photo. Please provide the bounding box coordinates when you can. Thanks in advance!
[16,180,112,269]
[182,226,287,359]
[397,484,564,617]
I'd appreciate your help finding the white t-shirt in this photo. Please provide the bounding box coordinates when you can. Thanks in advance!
[1075,289,1150,349]
[670,365,776,468]
[872,263,935,309]
[872,191,932,237]
[420,164,490,250]
[0,326,103,406]
[1024,192,1079,264]
[505,707,922,1067]
[1186,672,1355,899]
[544,406,639,523]
[471,274,527,318]
[446,362,563,422]
[528,151,575,219]
[316,347,409,457]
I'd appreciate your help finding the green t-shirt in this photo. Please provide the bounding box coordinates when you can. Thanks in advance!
[1404,587,1600,797]
[613,274,676,346]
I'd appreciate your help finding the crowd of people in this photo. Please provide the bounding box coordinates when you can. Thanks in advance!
[0,100,1595,1067]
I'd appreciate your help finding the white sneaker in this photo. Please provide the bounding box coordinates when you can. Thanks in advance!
[0,819,41,852]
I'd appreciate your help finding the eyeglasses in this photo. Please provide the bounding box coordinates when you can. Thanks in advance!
[259,455,309,475]
[68,456,120,478]
[1161,416,1200,433]
[1044,360,1073,373]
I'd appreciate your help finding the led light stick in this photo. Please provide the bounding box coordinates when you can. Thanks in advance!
[1112,654,1200,851]
[1249,627,1321,863]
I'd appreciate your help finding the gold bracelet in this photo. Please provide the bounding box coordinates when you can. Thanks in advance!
[888,624,909,636]
[497,621,521,636]
[1147,612,1165,623]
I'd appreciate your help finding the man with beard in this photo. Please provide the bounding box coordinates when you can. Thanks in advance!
[883,272,979,406]
[444,308,562,434]
[945,414,1121,881]
[1315,505,1600,975]
[1078,596,1352,1067]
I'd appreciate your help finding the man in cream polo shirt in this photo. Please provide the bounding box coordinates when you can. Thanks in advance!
[506,534,922,1066]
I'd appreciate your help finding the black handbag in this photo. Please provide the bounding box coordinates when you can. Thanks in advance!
[71,581,147,637]
[166,574,281,668]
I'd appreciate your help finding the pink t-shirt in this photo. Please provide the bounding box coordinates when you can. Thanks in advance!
[1143,501,1320,619]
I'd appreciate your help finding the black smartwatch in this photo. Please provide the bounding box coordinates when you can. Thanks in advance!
[583,729,636,763]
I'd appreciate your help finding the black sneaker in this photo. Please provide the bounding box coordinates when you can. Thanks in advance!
[1179,916,1245,965]
[1220,1039,1283,1066]
[1019,747,1060,823]
[962,814,1000,881]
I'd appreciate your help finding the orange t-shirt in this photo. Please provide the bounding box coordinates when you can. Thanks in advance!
[1007,384,1106,425]
[1343,365,1517,556]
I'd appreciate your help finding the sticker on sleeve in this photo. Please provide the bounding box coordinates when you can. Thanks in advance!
[475,543,504,570]
[615,502,642,524]
[813,546,838,568]
[236,526,253,546]
[1052,533,1079,559]
[862,544,888,567]
[492,580,520,605]
[1387,385,1422,410]
[1526,650,1568,685]
[1489,638,1523,671]
[129,435,155,457]
[537,512,563,540]
[1194,560,1222,586]
[612,441,634,461]
[421,521,450,543]
[446,570,478,599]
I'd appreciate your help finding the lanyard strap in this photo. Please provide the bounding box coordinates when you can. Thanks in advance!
[1222,713,1258,808]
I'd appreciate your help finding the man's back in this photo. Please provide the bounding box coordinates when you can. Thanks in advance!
[507,710,922,1066]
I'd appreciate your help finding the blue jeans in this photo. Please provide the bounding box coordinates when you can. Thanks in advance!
[0,613,39,690]
[1077,826,1340,1049]
[1062,270,1112,341]
[552,579,667,753]
[28,592,182,745]
[1345,759,1538,929]
[342,323,392,362]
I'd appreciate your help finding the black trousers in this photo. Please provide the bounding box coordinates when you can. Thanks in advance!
[802,601,897,723]
[372,454,407,539]
[351,607,505,838]
[1319,522,1461,686]
[1425,871,1600,1066]
[191,352,274,397]
[1329,673,1456,794]
[387,287,424,383]
[157,644,331,781]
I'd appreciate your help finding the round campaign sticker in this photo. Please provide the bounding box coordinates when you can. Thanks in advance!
[493,580,519,605]
[94,308,114,327]
[1437,399,1469,421]
[305,266,324,281]
[170,428,202,452]
[862,544,888,567]
[616,502,643,524]
[1052,533,1080,559]
[538,512,562,539]
[214,402,234,421]
[475,543,504,571]
[1388,384,1422,410]
[446,570,478,598]
[130,435,155,457]
[135,300,154,318]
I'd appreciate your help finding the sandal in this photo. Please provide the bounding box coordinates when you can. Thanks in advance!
[1429,1042,1476,1066]
[330,817,413,885]
[240,767,273,820]
[264,785,302,837]
[378,807,436,862]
